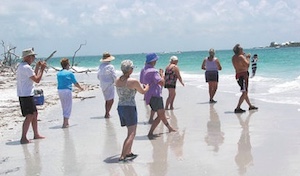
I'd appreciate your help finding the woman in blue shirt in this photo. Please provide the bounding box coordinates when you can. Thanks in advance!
[57,58,83,128]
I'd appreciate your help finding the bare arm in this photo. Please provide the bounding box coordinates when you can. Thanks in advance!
[215,58,222,70]
[174,66,185,86]
[74,83,84,91]
[201,59,206,70]
[128,79,149,94]
[30,61,47,83]
[158,69,165,86]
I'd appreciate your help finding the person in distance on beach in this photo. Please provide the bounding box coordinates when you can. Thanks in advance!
[115,60,149,162]
[97,52,117,118]
[16,48,46,144]
[251,54,258,78]
[164,55,185,109]
[57,58,84,128]
[201,48,222,103]
[143,53,176,138]
[232,44,258,113]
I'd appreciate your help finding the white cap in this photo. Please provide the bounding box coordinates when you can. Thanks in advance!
[170,56,178,62]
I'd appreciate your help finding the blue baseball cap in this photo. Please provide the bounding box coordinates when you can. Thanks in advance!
[146,53,159,63]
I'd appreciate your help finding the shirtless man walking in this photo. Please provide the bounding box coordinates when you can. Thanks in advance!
[232,44,258,113]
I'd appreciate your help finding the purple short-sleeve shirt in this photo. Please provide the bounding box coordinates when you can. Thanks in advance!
[143,64,163,105]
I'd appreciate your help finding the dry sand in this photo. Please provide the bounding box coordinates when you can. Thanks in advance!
[1,71,300,176]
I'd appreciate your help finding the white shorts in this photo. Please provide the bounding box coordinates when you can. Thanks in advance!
[58,89,72,118]
[102,85,115,100]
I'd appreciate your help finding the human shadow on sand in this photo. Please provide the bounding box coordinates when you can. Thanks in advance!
[90,116,109,120]
[103,155,121,164]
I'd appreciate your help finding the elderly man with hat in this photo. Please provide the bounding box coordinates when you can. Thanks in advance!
[142,53,175,138]
[97,52,117,118]
[16,48,47,144]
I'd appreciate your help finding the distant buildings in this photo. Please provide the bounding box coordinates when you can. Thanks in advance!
[270,41,300,48]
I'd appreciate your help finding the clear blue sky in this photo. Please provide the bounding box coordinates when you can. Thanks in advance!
[1,0,299,57]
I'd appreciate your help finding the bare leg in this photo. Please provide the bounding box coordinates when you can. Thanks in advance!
[62,118,69,128]
[105,99,114,118]
[165,88,176,110]
[148,109,175,137]
[157,109,175,132]
[148,116,161,136]
[165,88,171,109]
[208,82,218,101]
[169,88,176,110]
[120,125,137,160]
[32,112,45,140]
[236,92,247,109]
[148,110,155,124]
[21,115,34,144]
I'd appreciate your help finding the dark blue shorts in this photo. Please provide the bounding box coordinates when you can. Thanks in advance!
[19,96,37,117]
[149,97,164,111]
[205,71,219,82]
[117,106,137,127]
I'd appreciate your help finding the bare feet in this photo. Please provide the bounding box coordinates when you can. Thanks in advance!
[20,138,31,144]
[165,107,174,110]
[34,135,45,140]
[147,133,160,140]
[168,127,176,133]
[62,124,69,128]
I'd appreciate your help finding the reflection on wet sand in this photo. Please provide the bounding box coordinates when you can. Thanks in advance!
[22,141,41,176]
[62,129,79,175]
[166,110,185,160]
[235,111,256,175]
[205,104,224,152]
[119,163,138,176]
[149,132,169,176]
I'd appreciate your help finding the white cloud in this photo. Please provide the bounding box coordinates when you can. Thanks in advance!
[0,0,299,56]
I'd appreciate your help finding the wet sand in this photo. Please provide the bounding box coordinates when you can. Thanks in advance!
[1,79,300,175]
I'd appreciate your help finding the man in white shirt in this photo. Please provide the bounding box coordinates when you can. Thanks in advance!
[17,48,47,144]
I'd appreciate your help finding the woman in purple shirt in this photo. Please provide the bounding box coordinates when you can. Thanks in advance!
[143,53,175,138]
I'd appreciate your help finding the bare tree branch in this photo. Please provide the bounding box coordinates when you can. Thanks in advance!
[71,41,87,67]
[44,50,57,62]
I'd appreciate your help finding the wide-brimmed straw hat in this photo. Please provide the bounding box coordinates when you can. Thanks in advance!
[100,52,115,62]
[22,48,37,58]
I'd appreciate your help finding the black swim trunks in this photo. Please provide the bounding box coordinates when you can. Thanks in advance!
[19,96,37,117]
[236,71,249,92]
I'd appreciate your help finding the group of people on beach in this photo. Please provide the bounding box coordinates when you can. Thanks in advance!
[16,44,258,162]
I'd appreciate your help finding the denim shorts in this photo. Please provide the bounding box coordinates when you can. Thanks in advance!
[117,106,137,127]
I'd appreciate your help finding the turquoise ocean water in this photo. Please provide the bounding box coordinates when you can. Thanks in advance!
[46,47,300,106]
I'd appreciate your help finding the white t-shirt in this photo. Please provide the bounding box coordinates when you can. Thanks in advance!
[16,62,35,97]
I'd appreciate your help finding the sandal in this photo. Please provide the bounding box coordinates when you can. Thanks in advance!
[249,106,258,110]
[234,108,246,113]
[126,153,138,160]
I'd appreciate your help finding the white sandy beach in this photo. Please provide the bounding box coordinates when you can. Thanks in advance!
[1,70,300,176]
